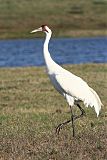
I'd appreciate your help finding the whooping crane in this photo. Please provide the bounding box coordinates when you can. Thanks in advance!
[31,25,103,137]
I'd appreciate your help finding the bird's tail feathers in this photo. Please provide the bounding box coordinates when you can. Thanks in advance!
[84,87,103,117]
[90,87,103,106]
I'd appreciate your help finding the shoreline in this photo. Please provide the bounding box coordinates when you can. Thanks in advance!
[0,29,107,40]
[0,63,106,70]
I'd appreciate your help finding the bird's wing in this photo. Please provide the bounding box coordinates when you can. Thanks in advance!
[55,72,89,100]
[55,72,102,116]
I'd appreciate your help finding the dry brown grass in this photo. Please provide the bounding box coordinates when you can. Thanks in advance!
[0,64,107,160]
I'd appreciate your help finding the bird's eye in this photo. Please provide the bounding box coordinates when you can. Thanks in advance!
[41,25,49,33]
[43,27,48,33]
[45,29,49,33]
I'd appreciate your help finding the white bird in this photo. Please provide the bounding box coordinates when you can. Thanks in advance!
[31,25,103,137]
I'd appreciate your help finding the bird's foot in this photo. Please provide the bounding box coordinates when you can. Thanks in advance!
[55,119,71,135]
[55,123,63,135]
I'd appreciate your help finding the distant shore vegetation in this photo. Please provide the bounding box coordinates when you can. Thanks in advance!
[0,0,107,39]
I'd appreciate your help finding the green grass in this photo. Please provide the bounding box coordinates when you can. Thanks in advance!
[0,0,107,39]
[0,64,107,160]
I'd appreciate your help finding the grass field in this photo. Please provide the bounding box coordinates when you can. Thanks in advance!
[0,64,107,160]
[0,0,107,39]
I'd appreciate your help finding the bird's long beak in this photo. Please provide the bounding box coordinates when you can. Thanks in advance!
[30,27,42,33]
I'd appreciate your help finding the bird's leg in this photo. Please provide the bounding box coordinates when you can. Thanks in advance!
[56,105,75,137]
[74,104,86,120]
[69,105,75,137]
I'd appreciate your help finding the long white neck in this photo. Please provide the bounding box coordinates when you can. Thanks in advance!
[43,31,55,68]
[43,30,63,74]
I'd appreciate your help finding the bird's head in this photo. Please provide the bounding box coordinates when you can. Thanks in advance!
[31,25,52,34]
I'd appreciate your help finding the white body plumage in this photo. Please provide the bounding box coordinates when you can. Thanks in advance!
[31,25,103,117]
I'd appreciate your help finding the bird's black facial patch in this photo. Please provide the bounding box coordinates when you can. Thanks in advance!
[41,25,49,33]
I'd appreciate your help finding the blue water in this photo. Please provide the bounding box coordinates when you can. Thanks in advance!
[0,37,107,67]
